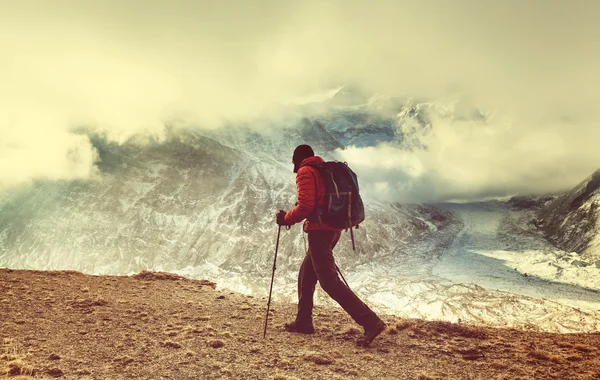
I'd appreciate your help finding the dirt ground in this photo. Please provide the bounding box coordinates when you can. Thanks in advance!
[1,269,599,379]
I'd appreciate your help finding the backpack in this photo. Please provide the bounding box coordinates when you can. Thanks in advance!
[304,161,365,250]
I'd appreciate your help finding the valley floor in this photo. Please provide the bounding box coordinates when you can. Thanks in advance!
[434,202,600,303]
[2,269,600,379]
[429,202,600,332]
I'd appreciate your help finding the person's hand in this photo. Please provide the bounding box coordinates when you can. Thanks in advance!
[276,210,288,226]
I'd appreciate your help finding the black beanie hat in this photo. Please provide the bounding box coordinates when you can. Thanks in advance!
[292,144,314,173]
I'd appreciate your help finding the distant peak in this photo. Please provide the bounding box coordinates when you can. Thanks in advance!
[327,85,374,106]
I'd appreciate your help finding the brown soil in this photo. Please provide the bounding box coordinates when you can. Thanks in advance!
[1,269,600,379]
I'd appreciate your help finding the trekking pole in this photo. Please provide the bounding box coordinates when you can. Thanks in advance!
[263,225,282,338]
[335,264,350,289]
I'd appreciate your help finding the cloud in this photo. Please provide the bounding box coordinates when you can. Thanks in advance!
[0,108,99,187]
[337,108,600,202]
[0,0,598,191]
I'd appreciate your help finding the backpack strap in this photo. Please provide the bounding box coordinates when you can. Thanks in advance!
[329,171,340,198]
[304,166,323,227]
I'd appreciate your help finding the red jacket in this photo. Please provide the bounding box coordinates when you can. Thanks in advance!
[284,156,342,231]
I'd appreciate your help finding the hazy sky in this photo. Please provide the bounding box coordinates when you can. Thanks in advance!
[1,0,599,199]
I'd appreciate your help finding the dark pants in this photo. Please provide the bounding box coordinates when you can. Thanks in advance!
[296,230,382,329]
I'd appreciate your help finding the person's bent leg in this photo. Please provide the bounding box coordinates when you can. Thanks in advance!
[308,230,383,329]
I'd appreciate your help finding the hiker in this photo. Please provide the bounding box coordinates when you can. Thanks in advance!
[275,144,386,346]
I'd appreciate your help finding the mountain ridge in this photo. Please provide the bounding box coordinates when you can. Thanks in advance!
[537,169,600,261]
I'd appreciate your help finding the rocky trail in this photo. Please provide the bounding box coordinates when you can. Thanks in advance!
[2,269,600,379]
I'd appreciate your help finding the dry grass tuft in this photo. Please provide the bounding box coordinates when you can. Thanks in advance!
[303,352,334,365]
[548,354,565,364]
[132,271,185,281]
[457,348,485,361]
[71,297,108,308]
[1,338,35,377]
[46,367,64,378]
[427,321,488,339]
[47,270,83,277]
[342,325,362,336]
[0,353,19,361]
[4,360,35,377]
[186,327,203,335]
[417,374,441,380]
[490,361,509,370]
[573,344,594,353]
[330,350,343,359]
[208,339,225,349]
[566,354,583,362]
[114,355,135,365]
[557,341,573,348]
[527,350,563,363]
[527,350,550,361]
[249,346,261,353]
[394,320,413,331]
[271,374,300,380]
[163,340,182,349]
[408,324,430,337]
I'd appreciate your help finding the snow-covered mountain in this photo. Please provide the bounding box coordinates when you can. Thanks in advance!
[1,88,600,333]
[537,169,600,262]
[0,125,448,288]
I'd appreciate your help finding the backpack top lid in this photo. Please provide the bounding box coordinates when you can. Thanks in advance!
[304,161,361,195]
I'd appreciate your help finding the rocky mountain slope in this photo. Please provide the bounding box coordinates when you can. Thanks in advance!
[0,119,451,298]
[2,269,600,380]
[537,169,600,262]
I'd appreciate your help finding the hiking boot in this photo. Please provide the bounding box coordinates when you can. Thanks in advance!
[283,321,315,334]
[356,320,386,347]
